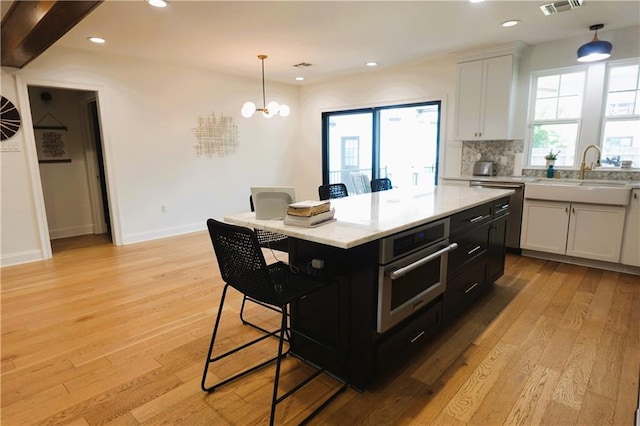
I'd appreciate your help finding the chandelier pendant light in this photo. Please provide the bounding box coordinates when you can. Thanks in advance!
[241,55,290,118]
[577,24,613,63]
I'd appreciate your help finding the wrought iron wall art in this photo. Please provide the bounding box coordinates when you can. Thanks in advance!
[192,112,239,158]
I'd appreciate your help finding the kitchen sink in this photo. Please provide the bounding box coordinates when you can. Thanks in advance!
[579,181,630,187]
[525,182,631,205]
[539,181,581,186]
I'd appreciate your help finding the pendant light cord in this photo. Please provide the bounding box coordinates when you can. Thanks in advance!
[261,56,267,111]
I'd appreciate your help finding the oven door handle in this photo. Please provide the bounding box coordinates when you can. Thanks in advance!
[388,243,458,280]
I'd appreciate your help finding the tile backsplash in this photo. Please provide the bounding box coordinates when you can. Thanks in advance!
[461,140,639,180]
[461,140,524,176]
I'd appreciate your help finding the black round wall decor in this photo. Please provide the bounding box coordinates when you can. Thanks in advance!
[1,96,22,141]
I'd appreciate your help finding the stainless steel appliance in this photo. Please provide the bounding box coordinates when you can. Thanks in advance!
[377,218,458,333]
[473,161,497,176]
[469,180,524,252]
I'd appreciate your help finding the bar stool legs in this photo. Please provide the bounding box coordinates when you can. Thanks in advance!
[201,286,347,425]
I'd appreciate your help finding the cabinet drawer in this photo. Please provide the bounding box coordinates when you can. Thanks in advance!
[444,258,488,322]
[450,203,492,237]
[376,300,442,376]
[448,224,489,275]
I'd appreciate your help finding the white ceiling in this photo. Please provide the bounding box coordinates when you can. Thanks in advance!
[15,1,640,84]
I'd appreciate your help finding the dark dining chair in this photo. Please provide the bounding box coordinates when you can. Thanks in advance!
[371,177,392,192]
[318,183,348,200]
[249,195,289,253]
[201,219,347,425]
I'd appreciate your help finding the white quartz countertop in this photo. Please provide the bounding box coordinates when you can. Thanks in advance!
[442,175,640,188]
[224,185,513,249]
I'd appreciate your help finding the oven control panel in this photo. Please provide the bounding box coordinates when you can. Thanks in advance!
[380,218,449,264]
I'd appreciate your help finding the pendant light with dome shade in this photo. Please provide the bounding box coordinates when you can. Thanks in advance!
[241,55,290,118]
[577,24,613,62]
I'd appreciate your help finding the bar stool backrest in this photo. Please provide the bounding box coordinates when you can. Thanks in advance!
[318,183,348,200]
[207,219,279,306]
[371,177,392,192]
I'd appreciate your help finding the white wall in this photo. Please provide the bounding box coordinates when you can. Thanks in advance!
[1,46,299,265]
[1,69,43,265]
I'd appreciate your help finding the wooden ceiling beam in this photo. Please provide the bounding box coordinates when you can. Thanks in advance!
[1,0,103,68]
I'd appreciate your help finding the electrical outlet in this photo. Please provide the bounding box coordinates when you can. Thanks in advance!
[500,156,507,165]
[161,204,168,213]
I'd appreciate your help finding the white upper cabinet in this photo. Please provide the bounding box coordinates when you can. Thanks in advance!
[454,42,526,141]
[455,55,515,141]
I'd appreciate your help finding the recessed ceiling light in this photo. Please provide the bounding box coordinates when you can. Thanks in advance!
[501,20,520,27]
[366,61,378,67]
[469,0,485,3]
[88,37,106,44]
[295,77,305,81]
[148,0,168,7]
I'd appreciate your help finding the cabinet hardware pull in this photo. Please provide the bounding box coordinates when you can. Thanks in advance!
[410,330,425,343]
[572,207,575,214]
[467,245,481,255]
[634,193,638,199]
[469,215,485,223]
[389,243,458,279]
[465,282,480,294]
[565,207,569,213]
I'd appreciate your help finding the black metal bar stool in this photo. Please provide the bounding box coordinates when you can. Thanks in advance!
[201,219,347,425]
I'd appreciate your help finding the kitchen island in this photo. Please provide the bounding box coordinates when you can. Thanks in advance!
[224,185,513,389]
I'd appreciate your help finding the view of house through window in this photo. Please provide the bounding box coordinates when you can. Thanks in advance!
[528,60,640,169]
[322,102,441,194]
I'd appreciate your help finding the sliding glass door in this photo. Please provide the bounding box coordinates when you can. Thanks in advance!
[322,101,440,194]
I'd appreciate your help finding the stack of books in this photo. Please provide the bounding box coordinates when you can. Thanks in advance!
[283,200,336,227]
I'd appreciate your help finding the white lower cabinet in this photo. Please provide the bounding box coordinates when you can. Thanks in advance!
[621,189,640,266]
[521,200,626,263]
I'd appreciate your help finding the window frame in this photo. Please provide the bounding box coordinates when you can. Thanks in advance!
[526,58,640,170]
[321,101,441,186]
[526,65,587,168]
[599,59,640,168]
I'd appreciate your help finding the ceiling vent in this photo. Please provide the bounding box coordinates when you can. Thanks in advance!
[540,0,583,15]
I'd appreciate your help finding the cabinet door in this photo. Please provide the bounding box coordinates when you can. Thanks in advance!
[454,60,483,140]
[481,55,513,140]
[567,204,626,263]
[621,190,640,266]
[521,200,570,254]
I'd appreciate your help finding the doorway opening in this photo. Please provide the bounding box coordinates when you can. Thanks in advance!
[27,86,112,253]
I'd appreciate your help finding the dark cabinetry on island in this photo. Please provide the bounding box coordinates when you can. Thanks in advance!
[288,197,510,390]
[444,197,509,323]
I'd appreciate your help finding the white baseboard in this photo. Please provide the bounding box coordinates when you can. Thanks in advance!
[49,225,95,240]
[0,249,44,267]
[121,222,205,245]
[521,249,640,276]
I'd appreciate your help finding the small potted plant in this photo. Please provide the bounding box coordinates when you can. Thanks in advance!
[544,150,560,167]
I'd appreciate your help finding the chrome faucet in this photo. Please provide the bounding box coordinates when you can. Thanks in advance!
[579,144,601,179]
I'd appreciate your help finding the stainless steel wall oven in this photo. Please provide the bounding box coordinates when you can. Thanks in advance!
[377,218,458,333]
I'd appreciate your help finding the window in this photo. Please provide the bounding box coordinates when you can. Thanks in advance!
[322,102,441,194]
[601,63,640,168]
[527,59,640,169]
[529,70,586,167]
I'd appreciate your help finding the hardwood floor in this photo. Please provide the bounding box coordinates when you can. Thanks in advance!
[2,232,639,425]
